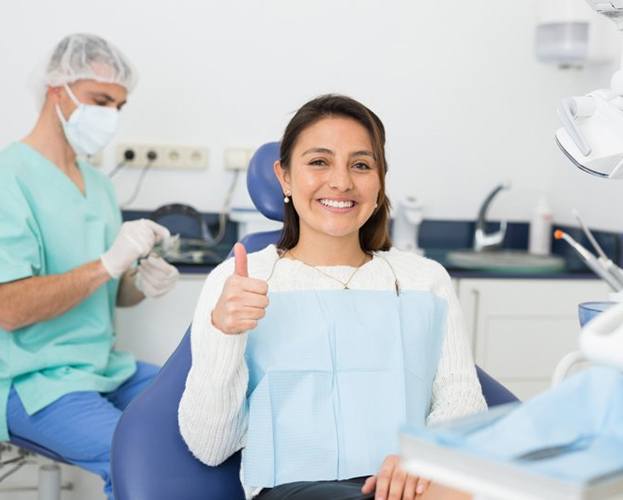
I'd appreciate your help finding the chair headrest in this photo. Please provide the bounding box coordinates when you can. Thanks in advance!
[247,142,284,222]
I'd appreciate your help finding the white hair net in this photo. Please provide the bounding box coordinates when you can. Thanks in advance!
[46,33,137,90]
[31,33,137,107]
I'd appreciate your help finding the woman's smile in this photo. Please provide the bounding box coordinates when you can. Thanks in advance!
[317,197,357,212]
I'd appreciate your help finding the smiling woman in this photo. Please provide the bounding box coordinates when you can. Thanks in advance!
[274,95,391,261]
[179,94,486,500]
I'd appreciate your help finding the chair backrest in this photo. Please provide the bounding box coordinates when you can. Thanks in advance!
[246,142,283,223]
[111,328,245,500]
[475,366,517,407]
[111,141,517,500]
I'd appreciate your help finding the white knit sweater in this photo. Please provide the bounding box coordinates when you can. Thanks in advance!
[178,245,487,478]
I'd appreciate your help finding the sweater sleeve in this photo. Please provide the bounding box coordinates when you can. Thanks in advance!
[426,265,488,425]
[177,257,250,466]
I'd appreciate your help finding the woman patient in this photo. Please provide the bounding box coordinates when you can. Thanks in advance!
[178,94,486,499]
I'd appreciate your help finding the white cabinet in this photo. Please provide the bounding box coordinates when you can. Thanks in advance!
[114,273,207,365]
[456,278,610,400]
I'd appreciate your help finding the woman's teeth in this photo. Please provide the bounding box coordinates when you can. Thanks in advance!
[319,199,355,209]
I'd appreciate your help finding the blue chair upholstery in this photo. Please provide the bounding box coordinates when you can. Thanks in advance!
[245,142,284,223]
[111,328,245,500]
[8,435,69,464]
[111,142,518,500]
[475,366,517,408]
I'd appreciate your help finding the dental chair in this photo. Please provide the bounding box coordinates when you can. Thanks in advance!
[3,434,71,499]
[111,142,518,500]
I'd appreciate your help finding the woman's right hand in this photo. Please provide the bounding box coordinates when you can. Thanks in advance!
[211,243,269,335]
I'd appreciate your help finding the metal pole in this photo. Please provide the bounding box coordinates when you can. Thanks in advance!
[38,464,61,500]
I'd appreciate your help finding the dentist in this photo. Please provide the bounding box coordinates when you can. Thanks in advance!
[0,33,177,499]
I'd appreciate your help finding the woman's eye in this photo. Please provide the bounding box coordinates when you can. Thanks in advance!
[309,159,327,167]
[95,100,108,107]
[353,162,371,170]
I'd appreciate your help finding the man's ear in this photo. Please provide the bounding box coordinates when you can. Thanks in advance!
[46,86,61,103]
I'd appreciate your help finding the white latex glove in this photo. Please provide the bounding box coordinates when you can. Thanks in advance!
[100,219,170,278]
[135,256,179,298]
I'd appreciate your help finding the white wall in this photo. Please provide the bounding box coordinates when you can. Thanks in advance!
[1,0,622,231]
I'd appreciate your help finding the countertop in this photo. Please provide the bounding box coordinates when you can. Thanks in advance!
[122,211,617,281]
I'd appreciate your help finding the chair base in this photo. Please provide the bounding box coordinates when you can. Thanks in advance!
[1,446,73,499]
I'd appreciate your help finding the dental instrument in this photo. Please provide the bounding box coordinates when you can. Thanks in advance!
[572,209,623,288]
[149,233,180,258]
[555,1,623,179]
[553,229,622,291]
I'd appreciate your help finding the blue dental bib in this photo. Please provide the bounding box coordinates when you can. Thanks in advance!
[242,289,447,488]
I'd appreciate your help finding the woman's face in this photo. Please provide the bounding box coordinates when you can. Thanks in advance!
[275,116,381,242]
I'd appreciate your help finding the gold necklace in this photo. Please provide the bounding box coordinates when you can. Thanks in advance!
[285,250,371,290]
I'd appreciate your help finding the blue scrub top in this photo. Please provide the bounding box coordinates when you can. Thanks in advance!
[0,142,136,441]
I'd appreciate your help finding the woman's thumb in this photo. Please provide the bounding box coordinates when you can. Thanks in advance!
[233,242,248,277]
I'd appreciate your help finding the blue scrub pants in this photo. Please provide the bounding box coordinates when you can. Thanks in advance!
[7,362,159,500]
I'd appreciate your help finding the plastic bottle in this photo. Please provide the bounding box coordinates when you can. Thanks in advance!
[529,196,553,255]
[392,196,424,255]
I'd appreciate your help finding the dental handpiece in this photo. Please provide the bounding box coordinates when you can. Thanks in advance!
[140,234,180,261]
[554,230,622,292]
[572,210,623,288]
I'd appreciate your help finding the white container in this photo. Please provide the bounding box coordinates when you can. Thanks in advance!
[392,196,424,254]
[535,21,589,66]
[529,196,553,255]
[535,0,618,67]
[229,207,282,240]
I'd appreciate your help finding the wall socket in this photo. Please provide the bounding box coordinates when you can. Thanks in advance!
[116,143,209,169]
[224,147,255,171]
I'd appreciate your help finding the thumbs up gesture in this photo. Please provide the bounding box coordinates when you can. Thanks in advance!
[211,243,269,335]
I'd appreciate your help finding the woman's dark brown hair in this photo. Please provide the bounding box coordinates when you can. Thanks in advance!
[276,94,392,252]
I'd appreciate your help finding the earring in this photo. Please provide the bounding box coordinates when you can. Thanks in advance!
[284,191,291,204]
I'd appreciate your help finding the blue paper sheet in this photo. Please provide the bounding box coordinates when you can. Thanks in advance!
[404,366,623,485]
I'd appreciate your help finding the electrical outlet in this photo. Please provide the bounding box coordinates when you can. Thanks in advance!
[115,143,209,170]
[186,148,209,169]
[224,147,255,170]
[115,144,147,168]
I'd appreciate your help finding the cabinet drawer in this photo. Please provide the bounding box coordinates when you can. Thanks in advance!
[481,316,579,378]
[457,278,609,399]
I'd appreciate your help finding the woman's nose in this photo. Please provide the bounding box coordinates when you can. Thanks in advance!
[328,165,353,191]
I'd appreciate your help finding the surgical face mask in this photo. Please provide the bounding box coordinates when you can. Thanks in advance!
[55,84,119,156]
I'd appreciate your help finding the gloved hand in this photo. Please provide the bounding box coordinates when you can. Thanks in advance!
[100,219,170,278]
[134,256,179,298]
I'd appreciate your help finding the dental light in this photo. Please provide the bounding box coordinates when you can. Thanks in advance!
[552,1,623,371]
[555,1,623,179]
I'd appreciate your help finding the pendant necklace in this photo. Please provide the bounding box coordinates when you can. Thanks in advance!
[285,249,370,290]
[266,247,401,295]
